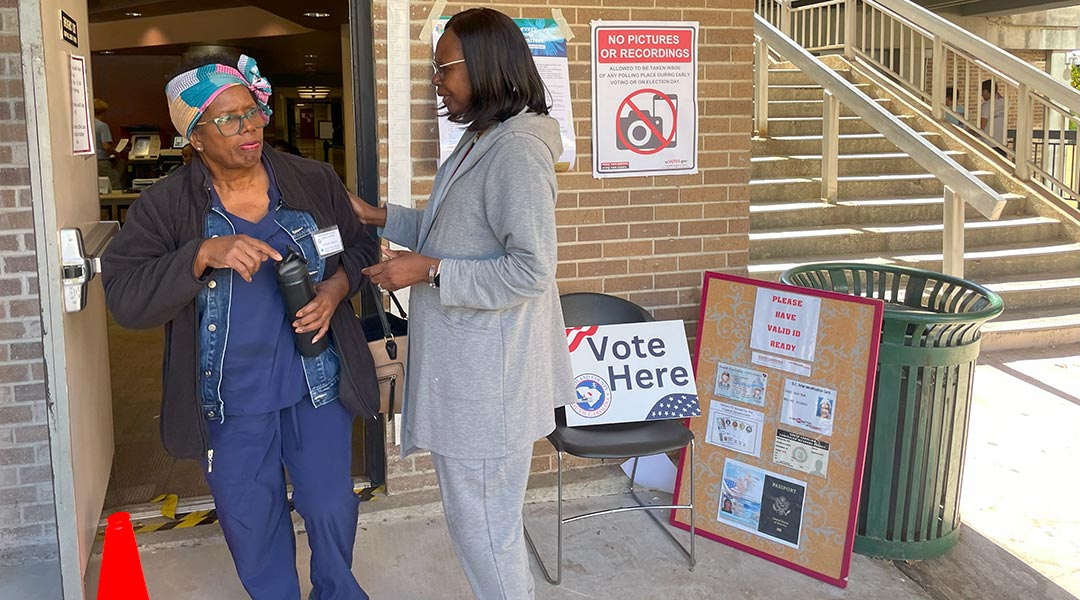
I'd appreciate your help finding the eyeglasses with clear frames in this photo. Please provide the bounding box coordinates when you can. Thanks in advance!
[431,58,465,78]
[195,106,270,137]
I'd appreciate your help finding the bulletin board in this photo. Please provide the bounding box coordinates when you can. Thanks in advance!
[671,272,884,588]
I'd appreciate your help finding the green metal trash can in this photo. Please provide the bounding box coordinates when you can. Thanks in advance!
[780,263,1003,560]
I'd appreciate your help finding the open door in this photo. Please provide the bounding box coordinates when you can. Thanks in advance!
[20,0,115,597]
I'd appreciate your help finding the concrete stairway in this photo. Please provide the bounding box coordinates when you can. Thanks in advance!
[750,61,1080,350]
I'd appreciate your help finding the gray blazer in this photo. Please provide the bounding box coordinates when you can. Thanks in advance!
[383,112,575,459]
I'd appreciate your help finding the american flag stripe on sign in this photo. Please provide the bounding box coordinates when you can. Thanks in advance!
[565,326,599,352]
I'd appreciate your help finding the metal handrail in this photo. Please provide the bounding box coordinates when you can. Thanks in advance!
[872,0,1080,116]
[756,15,1007,220]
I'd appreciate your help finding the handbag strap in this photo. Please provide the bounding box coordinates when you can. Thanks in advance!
[387,289,407,319]
[367,281,399,360]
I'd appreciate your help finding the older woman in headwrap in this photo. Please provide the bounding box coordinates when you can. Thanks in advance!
[101,52,379,600]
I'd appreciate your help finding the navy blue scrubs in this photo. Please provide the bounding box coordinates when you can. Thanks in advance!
[203,161,366,600]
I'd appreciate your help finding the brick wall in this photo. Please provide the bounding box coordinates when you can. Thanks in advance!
[374,0,754,493]
[0,3,57,565]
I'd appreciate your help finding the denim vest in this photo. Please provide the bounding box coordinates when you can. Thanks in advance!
[196,197,341,422]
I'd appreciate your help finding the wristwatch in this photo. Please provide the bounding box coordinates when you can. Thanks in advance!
[428,262,441,288]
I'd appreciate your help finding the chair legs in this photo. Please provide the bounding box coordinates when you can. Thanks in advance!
[523,441,697,586]
[524,451,563,584]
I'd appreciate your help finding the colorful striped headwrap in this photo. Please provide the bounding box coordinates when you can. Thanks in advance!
[165,54,273,138]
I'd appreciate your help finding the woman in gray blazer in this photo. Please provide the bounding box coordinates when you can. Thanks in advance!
[351,8,574,599]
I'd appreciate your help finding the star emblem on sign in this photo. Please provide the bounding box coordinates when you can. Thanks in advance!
[645,394,701,420]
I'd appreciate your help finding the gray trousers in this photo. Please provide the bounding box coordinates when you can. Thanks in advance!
[431,447,535,600]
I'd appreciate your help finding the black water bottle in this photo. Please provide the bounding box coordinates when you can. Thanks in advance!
[275,248,329,357]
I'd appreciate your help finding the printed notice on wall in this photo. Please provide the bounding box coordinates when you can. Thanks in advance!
[750,288,822,363]
[706,400,765,457]
[591,21,698,178]
[718,458,806,549]
[433,19,576,171]
[781,379,838,437]
[773,428,830,478]
[70,55,94,156]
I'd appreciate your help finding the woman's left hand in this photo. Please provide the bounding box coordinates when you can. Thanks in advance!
[293,268,350,344]
[362,247,439,292]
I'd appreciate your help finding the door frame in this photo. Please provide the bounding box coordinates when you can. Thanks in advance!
[16,2,388,595]
[18,1,99,598]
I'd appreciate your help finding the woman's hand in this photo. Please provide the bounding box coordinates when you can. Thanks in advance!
[362,247,439,292]
[348,192,387,228]
[195,235,282,282]
[293,267,349,344]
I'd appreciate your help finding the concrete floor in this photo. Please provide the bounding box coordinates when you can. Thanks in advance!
[5,344,1080,599]
[80,492,929,600]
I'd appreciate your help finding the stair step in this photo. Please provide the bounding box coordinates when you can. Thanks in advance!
[749,170,1000,202]
[749,216,1062,259]
[751,150,971,178]
[766,83,873,100]
[754,132,945,155]
[756,55,1080,352]
[979,273,1080,310]
[982,307,1080,351]
[766,98,892,118]
[748,241,1080,281]
[749,194,1028,228]
[767,68,853,85]
[765,115,915,136]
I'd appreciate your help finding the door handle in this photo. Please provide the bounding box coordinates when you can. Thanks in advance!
[59,221,120,313]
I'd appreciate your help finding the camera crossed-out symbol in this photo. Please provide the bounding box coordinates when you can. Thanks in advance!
[615,88,678,155]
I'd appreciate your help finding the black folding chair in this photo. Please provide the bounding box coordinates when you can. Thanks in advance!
[524,292,696,585]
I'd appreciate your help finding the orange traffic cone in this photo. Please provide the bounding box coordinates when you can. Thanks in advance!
[97,512,149,600]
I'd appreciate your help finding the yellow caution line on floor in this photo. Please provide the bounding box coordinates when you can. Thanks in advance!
[151,493,179,520]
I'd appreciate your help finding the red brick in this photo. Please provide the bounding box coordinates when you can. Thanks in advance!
[578,224,628,242]
[603,275,654,293]
[680,219,729,236]
[578,259,628,278]
[557,242,602,261]
[602,240,653,257]
[629,222,679,239]
[556,263,578,279]
[13,425,47,444]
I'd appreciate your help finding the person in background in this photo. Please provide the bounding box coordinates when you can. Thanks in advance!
[166,143,194,176]
[101,52,379,600]
[944,85,966,128]
[350,8,574,599]
[980,79,1008,154]
[94,99,123,190]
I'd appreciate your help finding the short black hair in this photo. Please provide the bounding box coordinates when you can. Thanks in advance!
[443,8,549,131]
[981,79,994,94]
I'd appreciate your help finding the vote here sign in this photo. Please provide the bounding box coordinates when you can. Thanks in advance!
[565,320,701,427]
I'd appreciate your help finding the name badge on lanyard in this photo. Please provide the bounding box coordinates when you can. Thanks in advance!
[312,226,344,258]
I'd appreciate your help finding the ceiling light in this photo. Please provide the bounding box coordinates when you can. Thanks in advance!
[297,86,331,99]
[304,54,318,59]
[124,11,142,17]
[302,12,331,18]
[99,50,115,55]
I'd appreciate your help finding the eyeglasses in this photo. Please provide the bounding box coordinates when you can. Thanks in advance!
[431,58,465,78]
[195,106,270,137]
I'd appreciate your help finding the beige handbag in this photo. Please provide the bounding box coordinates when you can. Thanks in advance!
[362,283,407,415]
